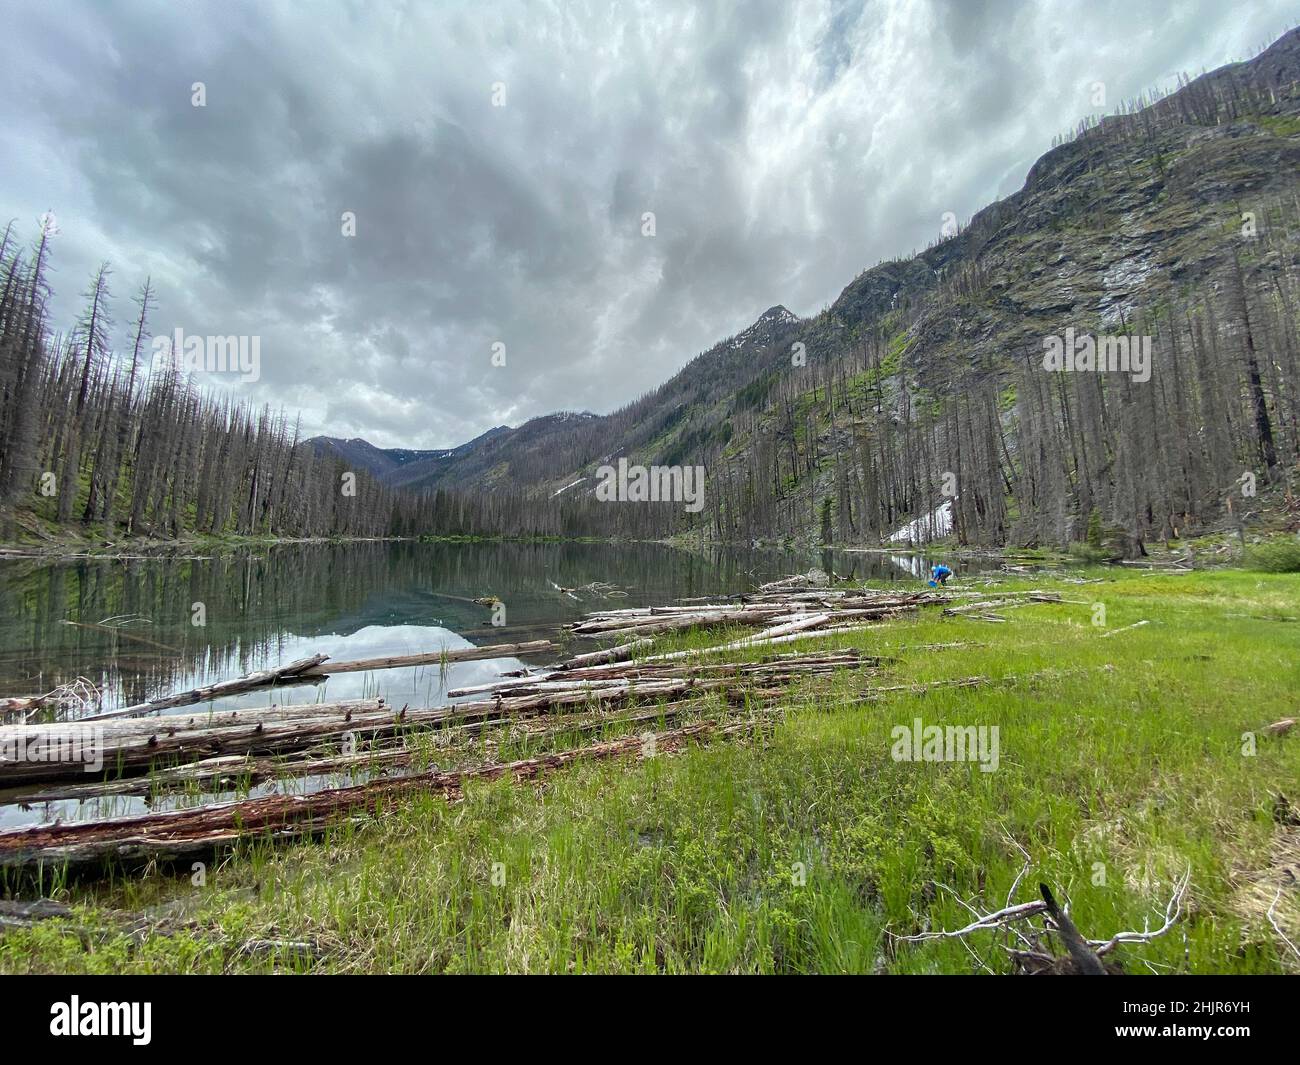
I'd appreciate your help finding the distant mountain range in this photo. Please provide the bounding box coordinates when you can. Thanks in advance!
[308,425,513,489]
[310,303,803,496]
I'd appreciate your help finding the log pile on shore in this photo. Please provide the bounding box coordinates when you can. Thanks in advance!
[0,579,1062,870]
[0,722,756,868]
[2,640,559,725]
[566,584,944,648]
[0,645,878,867]
[0,648,878,793]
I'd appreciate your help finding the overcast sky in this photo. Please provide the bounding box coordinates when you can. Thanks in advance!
[3,0,1296,448]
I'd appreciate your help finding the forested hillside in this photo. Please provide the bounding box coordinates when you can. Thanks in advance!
[391,29,1300,551]
[0,229,611,544]
[0,225,413,544]
[4,30,1299,551]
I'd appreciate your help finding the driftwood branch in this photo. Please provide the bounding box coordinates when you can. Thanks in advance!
[1267,886,1300,961]
[1040,883,1106,973]
[892,860,1190,974]
[1089,868,1191,956]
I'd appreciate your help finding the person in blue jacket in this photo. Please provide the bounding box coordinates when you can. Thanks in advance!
[928,563,953,587]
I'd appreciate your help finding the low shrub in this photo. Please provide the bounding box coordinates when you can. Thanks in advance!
[1244,534,1300,572]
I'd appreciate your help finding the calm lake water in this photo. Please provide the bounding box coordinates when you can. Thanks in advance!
[0,540,979,826]
[0,540,981,714]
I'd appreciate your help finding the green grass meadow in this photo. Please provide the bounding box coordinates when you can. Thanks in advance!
[2,569,1297,973]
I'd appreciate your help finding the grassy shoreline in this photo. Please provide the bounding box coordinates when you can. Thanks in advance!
[2,567,1298,973]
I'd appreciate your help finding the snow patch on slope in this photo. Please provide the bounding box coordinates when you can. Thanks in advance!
[552,478,586,498]
[887,499,954,544]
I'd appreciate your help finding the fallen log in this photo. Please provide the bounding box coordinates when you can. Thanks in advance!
[12,693,771,805]
[850,667,1098,703]
[0,898,325,963]
[571,608,769,638]
[1098,619,1149,638]
[559,638,654,668]
[0,648,876,796]
[942,594,1061,616]
[745,611,834,641]
[638,626,884,662]
[445,657,870,698]
[854,675,990,699]
[306,639,555,675]
[79,655,332,721]
[0,665,806,790]
[0,721,750,868]
[568,591,940,642]
[454,648,868,694]
[76,640,556,723]
[0,696,45,720]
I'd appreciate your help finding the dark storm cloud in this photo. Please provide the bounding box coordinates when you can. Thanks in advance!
[1,0,1294,447]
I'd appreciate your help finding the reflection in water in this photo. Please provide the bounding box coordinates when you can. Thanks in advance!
[888,554,929,578]
[0,540,987,828]
[0,540,974,716]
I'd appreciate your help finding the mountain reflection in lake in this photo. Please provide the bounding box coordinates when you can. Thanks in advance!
[0,540,987,717]
[0,541,998,826]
